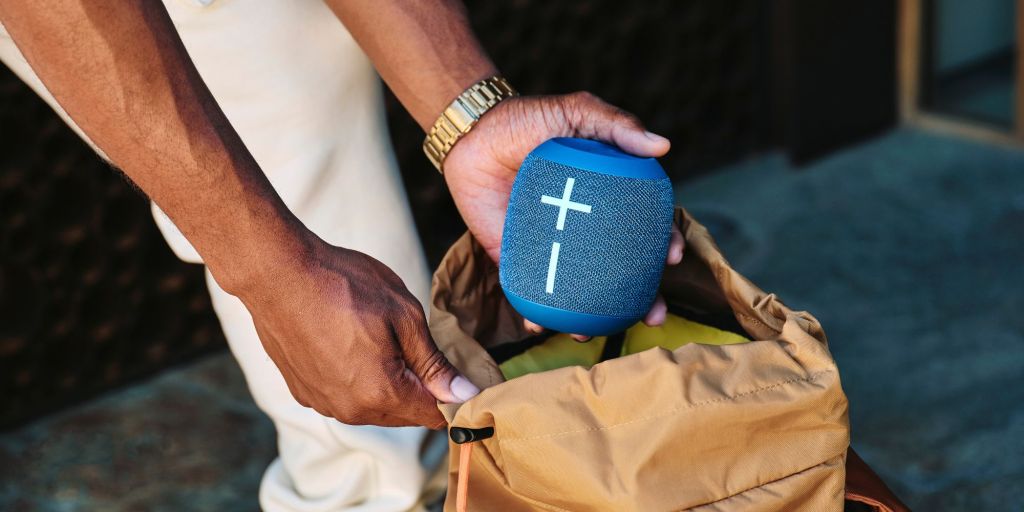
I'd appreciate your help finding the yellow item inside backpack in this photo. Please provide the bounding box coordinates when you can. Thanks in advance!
[499,312,750,380]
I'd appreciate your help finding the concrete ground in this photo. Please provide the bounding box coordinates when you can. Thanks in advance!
[0,356,275,511]
[680,128,1024,511]
[1,128,1022,511]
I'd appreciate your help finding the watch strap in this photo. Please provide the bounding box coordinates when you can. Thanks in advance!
[423,75,517,173]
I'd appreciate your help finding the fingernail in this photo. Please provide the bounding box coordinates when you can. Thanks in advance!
[450,375,480,403]
[644,131,670,145]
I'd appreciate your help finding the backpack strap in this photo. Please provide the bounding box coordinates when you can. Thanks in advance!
[845,448,910,512]
[599,330,627,362]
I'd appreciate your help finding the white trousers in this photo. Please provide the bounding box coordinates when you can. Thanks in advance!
[0,1,433,510]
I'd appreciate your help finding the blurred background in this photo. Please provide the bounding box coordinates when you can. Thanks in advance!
[1,0,1022,510]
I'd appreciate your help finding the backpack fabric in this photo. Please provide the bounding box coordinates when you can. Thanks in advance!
[429,208,860,511]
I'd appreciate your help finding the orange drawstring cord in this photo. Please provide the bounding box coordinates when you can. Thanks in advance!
[456,441,474,512]
[450,425,491,511]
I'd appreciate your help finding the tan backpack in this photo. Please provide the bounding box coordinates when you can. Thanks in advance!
[430,208,907,512]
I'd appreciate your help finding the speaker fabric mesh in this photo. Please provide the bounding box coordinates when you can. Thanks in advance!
[500,155,674,319]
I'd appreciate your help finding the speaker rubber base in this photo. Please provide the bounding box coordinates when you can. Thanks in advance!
[503,289,640,337]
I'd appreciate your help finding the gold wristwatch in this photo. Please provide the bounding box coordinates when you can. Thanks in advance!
[423,75,517,173]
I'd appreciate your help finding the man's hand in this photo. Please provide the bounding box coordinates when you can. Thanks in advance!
[238,234,478,429]
[0,2,476,429]
[444,93,686,340]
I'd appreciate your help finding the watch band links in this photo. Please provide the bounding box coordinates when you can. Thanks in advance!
[423,75,517,173]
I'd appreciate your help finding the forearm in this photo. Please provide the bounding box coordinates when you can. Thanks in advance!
[324,0,497,130]
[0,2,303,294]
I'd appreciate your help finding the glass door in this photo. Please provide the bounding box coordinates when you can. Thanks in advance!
[921,0,1016,128]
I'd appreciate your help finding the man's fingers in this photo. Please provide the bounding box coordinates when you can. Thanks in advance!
[567,91,671,158]
[667,223,684,265]
[410,344,472,404]
[392,367,451,429]
[643,295,668,327]
[524,317,591,343]
[400,314,479,405]
[373,410,435,429]
[523,318,544,334]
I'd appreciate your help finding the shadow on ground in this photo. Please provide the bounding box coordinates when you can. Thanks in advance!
[1,128,1021,511]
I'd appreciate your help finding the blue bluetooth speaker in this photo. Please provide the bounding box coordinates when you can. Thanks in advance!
[499,137,675,336]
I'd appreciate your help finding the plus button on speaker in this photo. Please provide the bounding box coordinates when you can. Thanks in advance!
[499,137,675,336]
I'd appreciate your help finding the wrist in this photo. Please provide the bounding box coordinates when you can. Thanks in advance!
[202,208,316,300]
[422,75,518,173]
[415,63,498,130]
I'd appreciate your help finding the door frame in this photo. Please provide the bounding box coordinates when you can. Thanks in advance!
[898,0,1024,145]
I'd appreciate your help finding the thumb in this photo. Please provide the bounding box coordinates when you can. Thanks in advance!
[565,91,671,158]
[402,323,480,405]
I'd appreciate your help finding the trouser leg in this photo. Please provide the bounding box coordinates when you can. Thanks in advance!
[1,10,435,509]
[205,271,430,512]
